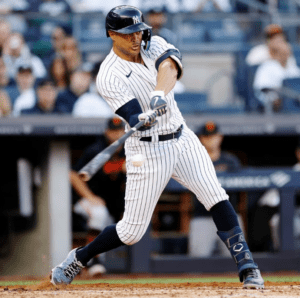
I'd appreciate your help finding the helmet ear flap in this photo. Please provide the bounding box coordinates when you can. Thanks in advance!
[142,29,151,50]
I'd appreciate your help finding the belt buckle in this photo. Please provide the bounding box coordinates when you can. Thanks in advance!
[172,132,175,139]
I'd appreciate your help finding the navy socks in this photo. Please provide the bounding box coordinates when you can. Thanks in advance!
[76,224,124,265]
[210,200,239,231]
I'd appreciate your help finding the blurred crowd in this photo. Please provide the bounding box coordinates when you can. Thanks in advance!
[0,17,116,118]
[0,1,193,118]
[0,0,295,117]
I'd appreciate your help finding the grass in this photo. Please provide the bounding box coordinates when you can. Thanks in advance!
[0,275,300,287]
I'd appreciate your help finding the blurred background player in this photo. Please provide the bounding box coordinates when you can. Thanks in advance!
[189,121,243,257]
[70,117,126,276]
[294,140,300,171]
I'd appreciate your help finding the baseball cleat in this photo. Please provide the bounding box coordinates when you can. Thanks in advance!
[50,248,85,285]
[242,268,264,289]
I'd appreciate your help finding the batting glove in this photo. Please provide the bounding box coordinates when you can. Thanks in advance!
[150,91,167,116]
[138,109,158,131]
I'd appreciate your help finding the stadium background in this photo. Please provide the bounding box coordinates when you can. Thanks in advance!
[0,0,300,289]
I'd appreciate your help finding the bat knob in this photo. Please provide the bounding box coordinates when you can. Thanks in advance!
[78,171,90,182]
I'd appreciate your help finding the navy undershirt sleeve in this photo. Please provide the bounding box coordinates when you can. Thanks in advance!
[116,98,143,128]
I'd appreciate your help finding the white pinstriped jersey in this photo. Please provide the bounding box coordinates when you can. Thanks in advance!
[96,36,185,138]
[96,35,229,246]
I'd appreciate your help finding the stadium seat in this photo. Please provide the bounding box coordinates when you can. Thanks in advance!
[175,92,244,114]
[200,19,223,30]
[201,105,245,114]
[281,78,300,113]
[244,64,262,112]
[179,22,206,44]
[234,47,251,102]
[175,92,208,114]
[207,28,245,43]
[75,16,112,53]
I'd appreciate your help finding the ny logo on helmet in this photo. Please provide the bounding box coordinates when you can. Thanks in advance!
[133,16,140,24]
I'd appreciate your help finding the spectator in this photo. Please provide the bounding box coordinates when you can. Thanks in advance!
[28,0,71,16]
[195,0,232,12]
[2,32,47,80]
[0,19,11,56]
[71,117,126,276]
[181,0,231,12]
[146,8,178,46]
[0,57,11,89]
[0,57,19,104]
[56,67,91,114]
[246,24,293,66]
[20,79,59,115]
[51,25,68,56]
[0,0,30,13]
[141,1,181,13]
[61,36,83,74]
[12,63,36,116]
[0,89,11,116]
[41,25,69,70]
[72,1,142,14]
[49,56,70,91]
[253,41,300,112]
[72,61,114,118]
[189,121,242,257]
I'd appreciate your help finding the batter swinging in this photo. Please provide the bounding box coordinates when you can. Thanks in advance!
[51,5,264,289]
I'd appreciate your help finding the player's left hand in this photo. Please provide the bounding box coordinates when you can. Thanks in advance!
[150,91,167,116]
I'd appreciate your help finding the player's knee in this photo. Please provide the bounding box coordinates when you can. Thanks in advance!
[120,230,145,245]
[116,220,148,245]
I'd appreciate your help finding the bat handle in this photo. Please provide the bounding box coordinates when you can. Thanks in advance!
[78,171,90,182]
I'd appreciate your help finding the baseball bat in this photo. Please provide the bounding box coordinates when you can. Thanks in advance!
[78,119,146,181]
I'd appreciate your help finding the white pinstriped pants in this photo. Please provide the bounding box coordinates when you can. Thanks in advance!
[116,125,229,245]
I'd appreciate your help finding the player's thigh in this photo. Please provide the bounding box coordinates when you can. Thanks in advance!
[173,128,228,211]
[117,141,178,244]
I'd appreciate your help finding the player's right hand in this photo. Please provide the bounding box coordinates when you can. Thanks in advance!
[138,109,157,125]
[138,109,158,130]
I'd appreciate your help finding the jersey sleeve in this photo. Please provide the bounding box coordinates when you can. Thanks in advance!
[148,36,183,80]
[96,72,136,112]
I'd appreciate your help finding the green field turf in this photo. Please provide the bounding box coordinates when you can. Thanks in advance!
[0,275,300,287]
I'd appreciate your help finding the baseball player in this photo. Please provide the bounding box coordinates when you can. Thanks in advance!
[51,5,264,289]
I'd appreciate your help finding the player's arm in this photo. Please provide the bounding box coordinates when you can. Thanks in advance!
[155,57,179,96]
[149,45,183,113]
[70,170,106,205]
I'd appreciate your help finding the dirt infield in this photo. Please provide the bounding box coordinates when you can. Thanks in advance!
[1,280,300,298]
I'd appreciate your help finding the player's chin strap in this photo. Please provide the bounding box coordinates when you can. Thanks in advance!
[217,226,258,282]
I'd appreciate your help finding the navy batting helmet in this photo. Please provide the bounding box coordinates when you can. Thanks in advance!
[106,5,152,50]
